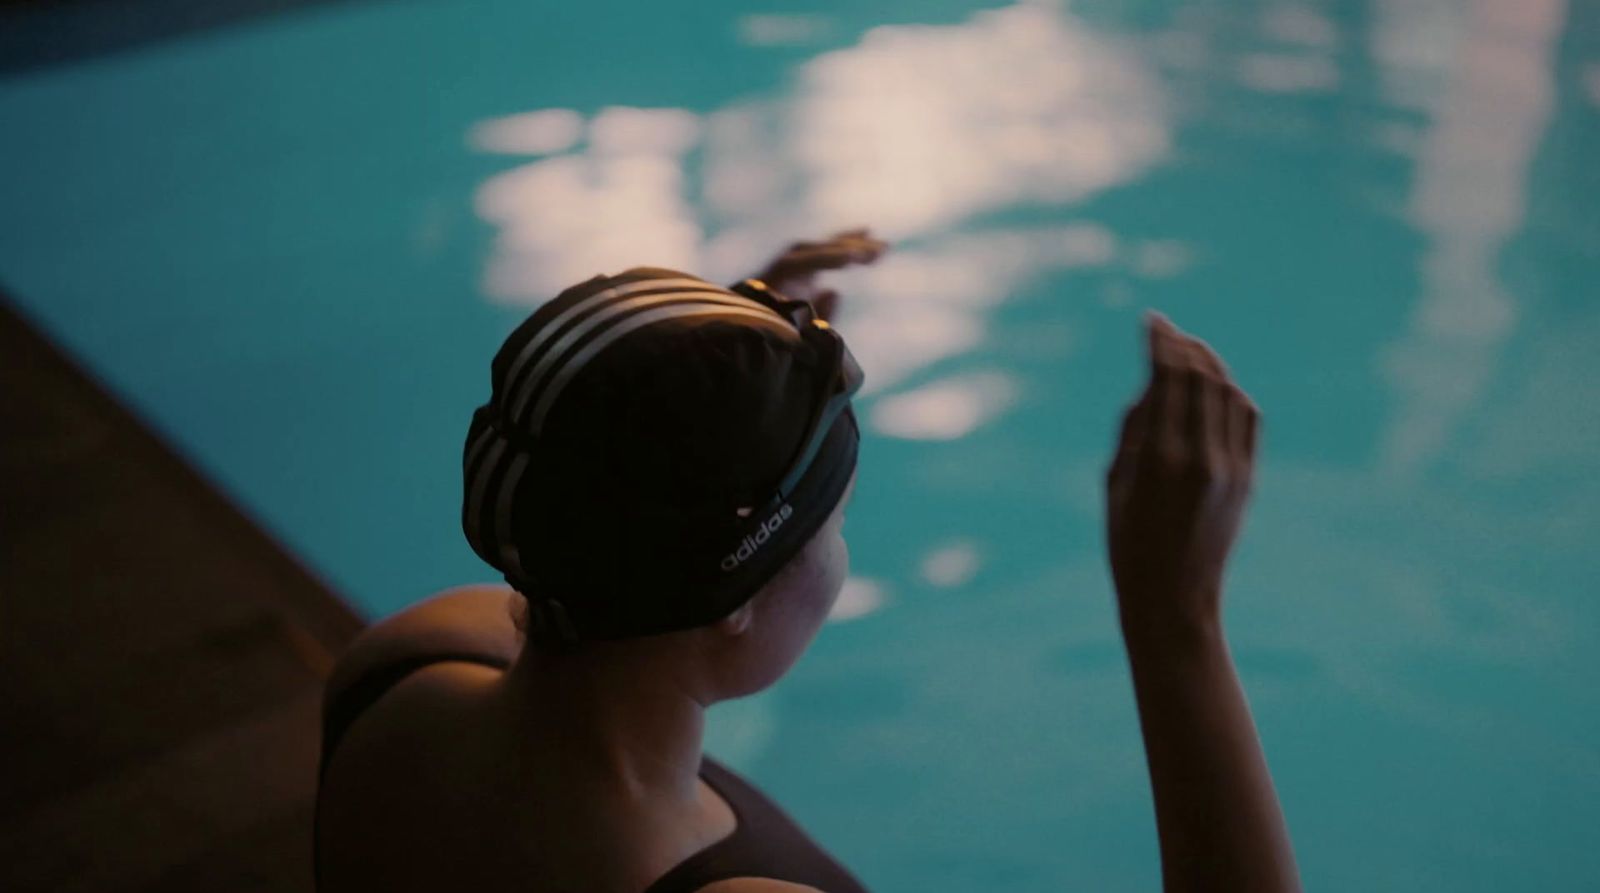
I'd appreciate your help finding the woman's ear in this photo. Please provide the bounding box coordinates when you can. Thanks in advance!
[717,599,755,637]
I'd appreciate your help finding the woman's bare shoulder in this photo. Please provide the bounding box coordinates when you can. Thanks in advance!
[316,662,509,887]
[323,656,502,791]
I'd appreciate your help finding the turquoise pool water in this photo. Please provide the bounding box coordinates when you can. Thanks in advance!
[3,0,1597,889]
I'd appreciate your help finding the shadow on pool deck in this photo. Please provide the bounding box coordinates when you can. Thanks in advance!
[0,291,365,892]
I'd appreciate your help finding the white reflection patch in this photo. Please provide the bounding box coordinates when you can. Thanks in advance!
[739,14,833,47]
[589,106,701,156]
[1131,239,1193,279]
[1234,53,1340,93]
[920,540,981,588]
[829,576,888,622]
[474,127,704,301]
[791,2,1168,235]
[870,371,1020,441]
[469,1,1169,395]
[1374,0,1563,479]
[1261,5,1340,48]
[845,311,985,400]
[469,108,583,155]
[841,226,1112,395]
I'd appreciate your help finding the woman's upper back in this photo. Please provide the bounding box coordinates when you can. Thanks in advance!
[312,654,870,893]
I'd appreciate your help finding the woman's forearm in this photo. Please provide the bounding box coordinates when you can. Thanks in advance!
[1120,612,1302,893]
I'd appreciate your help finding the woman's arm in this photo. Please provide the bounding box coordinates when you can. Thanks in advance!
[1121,620,1300,893]
[1105,312,1301,893]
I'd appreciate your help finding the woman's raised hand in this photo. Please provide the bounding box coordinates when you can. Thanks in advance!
[1105,311,1261,644]
[753,228,889,323]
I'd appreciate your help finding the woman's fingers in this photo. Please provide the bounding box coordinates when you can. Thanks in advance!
[1145,313,1184,467]
[1109,398,1150,484]
[1196,371,1229,471]
[798,243,885,267]
[1153,366,1185,469]
[1243,396,1261,463]
[776,250,856,273]
[1177,368,1227,474]
[829,227,888,254]
[771,232,888,280]
[1146,312,1190,379]
[1191,337,1230,380]
[790,230,887,258]
[1227,390,1253,473]
[1150,309,1233,381]
[1143,311,1256,474]
[1145,310,1173,365]
[826,234,888,263]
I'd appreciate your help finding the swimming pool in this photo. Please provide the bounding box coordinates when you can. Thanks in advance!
[3,0,1597,888]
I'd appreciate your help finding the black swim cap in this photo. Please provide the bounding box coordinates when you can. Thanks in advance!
[462,267,861,645]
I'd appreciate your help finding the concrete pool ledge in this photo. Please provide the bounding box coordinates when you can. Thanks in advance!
[0,290,364,892]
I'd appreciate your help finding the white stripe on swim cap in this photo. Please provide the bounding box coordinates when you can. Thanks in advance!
[525,303,787,435]
[464,424,495,472]
[508,288,786,425]
[461,425,498,557]
[494,451,530,580]
[501,278,709,397]
[502,278,782,419]
[464,435,508,563]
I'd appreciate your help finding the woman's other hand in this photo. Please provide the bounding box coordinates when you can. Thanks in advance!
[754,228,889,322]
[1105,310,1261,644]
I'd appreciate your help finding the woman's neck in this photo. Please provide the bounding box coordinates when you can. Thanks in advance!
[495,640,712,808]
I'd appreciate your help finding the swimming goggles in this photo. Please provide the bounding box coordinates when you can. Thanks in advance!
[728,278,864,517]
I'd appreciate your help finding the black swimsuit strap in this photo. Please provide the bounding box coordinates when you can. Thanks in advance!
[319,651,511,779]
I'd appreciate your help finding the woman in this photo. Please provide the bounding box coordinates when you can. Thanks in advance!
[313,229,1301,892]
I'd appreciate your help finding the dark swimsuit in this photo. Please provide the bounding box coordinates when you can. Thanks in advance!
[313,653,871,893]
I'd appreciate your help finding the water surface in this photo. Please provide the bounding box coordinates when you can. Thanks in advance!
[2,1,1597,889]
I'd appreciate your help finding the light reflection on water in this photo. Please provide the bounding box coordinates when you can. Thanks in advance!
[458,2,1600,887]
[1376,0,1563,481]
[471,0,1171,413]
[0,0,1597,888]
